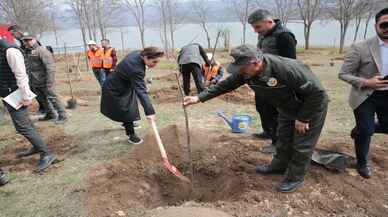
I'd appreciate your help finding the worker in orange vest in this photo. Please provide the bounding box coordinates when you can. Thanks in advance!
[87,40,105,86]
[202,53,224,85]
[101,39,117,78]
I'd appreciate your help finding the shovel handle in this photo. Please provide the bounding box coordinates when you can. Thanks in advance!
[149,119,168,159]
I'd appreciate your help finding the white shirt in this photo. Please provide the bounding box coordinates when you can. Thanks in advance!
[379,38,388,77]
[6,48,34,100]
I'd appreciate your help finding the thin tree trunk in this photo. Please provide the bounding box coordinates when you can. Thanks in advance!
[353,17,362,43]
[364,12,372,39]
[304,24,311,50]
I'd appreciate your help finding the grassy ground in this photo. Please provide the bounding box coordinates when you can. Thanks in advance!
[0,49,387,217]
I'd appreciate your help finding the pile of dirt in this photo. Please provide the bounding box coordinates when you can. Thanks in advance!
[85,125,388,217]
[0,126,79,172]
[220,85,255,104]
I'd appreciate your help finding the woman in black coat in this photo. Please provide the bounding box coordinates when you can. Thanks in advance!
[101,47,164,144]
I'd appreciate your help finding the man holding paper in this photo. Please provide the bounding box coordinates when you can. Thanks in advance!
[0,35,56,173]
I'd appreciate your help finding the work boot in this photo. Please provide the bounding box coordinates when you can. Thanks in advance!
[255,164,285,175]
[252,132,272,140]
[55,115,68,125]
[0,170,9,187]
[128,134,143,145]
[357,165,372,179]
[16,148,39,158]
[35,153,57,173]
[276,178,304,193]
[350,126,358,139]
[260,144,277,154]
[38,113,57,122]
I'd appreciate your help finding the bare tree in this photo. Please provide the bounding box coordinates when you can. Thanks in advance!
[352,0,373,42]
[0,0,53,35]
[255,0,295,25]
[327,0,359,53]
[156,0,185,55]
[125,0,147,48]
[296,0,323,50]
[191,0,212,49]
[225,0,255,44]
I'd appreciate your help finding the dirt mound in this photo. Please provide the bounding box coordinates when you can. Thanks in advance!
[149,86,181,104]
[0,126,80,172]
[146,207,232,217]
[220,85,255,104]
[85,125,388,217]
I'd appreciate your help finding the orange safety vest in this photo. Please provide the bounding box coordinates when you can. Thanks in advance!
[87,48,103,68]
[102,48,114,69]
[202,64,221,81]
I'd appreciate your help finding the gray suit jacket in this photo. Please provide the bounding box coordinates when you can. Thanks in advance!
[339,36,383,110]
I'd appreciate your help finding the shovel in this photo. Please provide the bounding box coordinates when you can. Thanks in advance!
[149,118,191,183]
[64,43,77,109]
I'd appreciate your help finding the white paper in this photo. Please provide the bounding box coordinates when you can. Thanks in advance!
[3,89,36,110]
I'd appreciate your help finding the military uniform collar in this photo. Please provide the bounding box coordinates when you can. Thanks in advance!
[258,56,272,79]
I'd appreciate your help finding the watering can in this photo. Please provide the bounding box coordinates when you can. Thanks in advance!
[216,111,252,133]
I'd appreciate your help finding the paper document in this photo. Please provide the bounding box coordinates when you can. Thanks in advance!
[3,89,36,110]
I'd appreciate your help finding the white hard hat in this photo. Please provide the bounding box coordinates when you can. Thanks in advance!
[87,40,97,45]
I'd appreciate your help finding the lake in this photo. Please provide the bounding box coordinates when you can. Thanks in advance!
[40,20,376,53]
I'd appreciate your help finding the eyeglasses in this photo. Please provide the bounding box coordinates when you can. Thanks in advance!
[379,22,388,30]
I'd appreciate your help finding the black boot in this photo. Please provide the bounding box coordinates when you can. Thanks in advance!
[276,178,304,193]
[255,164,285,175]
[38,114,57,122]
[0,170,9,187]
[35,153,57,173]
[16,148,39,158]
[357,165,372,179]
[55,115,68,124]
[128,134,143,145]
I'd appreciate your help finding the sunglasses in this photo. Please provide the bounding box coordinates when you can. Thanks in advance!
[379,22,388,30]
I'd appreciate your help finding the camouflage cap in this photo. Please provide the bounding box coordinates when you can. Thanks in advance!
[227,44,263,74]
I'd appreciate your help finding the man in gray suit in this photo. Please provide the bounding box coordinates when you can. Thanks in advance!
[339,8,388,179]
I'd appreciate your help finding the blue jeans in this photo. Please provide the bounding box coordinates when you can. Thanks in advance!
[92,68,106,87]
[353,91,388,166]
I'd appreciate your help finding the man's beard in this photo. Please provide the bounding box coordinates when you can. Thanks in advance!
[378,31,388,39]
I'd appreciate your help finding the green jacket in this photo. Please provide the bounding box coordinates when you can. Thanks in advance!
[199,54,329,122]
[25,44,56,88]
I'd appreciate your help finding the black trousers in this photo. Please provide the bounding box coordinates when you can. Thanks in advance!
[180,63,205,95]
[353,91,388,167]
[3,102,50,156]
[255,93,279,143]
[122,122,135,136]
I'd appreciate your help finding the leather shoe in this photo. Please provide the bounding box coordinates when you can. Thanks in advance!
[276,178,304,193]
[255,164,285,175]
[38,114,57,122]
[0,171,9,187]
[357,165,372,179]
[35,153,57,173]
[16,148,39,158]
[252,132,272,140]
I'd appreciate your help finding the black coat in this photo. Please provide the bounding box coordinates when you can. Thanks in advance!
[100,51,155,123]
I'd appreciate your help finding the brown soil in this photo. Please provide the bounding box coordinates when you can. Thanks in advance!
[149,86,181,104]
[0,126,80,172]
[219,85,255,104]
[85,125,388,217]
[149,84,254,105]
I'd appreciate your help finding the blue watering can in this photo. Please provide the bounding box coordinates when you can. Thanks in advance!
[216,111,252,133]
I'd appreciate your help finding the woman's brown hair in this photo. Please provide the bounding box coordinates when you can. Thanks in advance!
[140,47,164,59]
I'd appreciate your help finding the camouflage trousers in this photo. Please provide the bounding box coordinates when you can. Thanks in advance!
[270,105,328,181]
